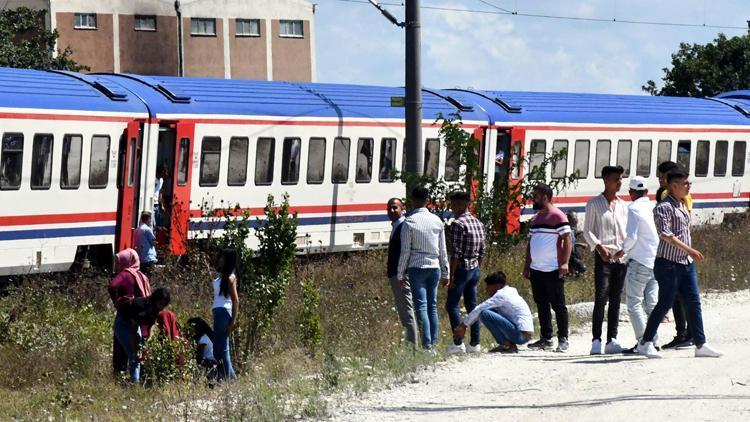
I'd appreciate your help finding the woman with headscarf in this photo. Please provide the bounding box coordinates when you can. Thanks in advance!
[108,248,151,382]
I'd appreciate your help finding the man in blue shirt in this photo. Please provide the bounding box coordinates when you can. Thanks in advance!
[133,211,158,275]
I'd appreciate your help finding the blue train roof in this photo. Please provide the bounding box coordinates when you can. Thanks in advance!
[444,89,750,126]
[0,67,147,114]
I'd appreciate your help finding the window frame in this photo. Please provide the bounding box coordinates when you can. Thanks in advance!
[528,139,547,179]
[676,140,692,175]
[635,140,652,177]
[551,139,568,179]
[279,20,304,38]
[573,139,590,179]
[594,139,611,179]
[88,134,111,189]
[306,137,327,185]
[695,140,710,177]
[198,137,222,187]
[236,18,261,37]
[378,138,397,183]
[331,137,351,184]
[616,139,632,177]
[254,137,275,186]
[227,136,249,187]
[60,134,83,190]
[714,140,729,177]
[191,18,217,36]
[355,137,374,184]
[134,15,157,32]
[732,141,747,177]
[444,141,461,182]
[657,140,673,167]
[74,13,97,30]
[281,137,302,185]
[423,138,441,179]
[30,133,54,190]
[176,137,190,186]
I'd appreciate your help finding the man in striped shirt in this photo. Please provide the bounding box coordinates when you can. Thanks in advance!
[445,191,486,354]
[636,169,723,358]
[524,183,572,352]
[397,186,450,350]
[583,165,628,355]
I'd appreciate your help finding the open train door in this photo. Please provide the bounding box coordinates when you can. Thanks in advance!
[168,122,195,255]
[115,121,143,252]
[497,127,525,233]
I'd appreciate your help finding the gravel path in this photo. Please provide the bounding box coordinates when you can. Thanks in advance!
[333,290,750,421]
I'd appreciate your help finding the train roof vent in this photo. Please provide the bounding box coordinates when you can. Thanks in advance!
[48,71,129,101]
[103,74,192,103]
[422,88,474,112]
[706,97,750,118]
[491,95,523,113]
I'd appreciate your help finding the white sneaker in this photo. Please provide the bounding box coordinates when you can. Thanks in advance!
[605,339,624,354]
[695,343,723,358]
[636,341,662,359]
[590,339,603,355]
[447,343,466,354]
[466,344,481,353]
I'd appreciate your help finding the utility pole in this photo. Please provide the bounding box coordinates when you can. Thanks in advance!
[404,0,423,178]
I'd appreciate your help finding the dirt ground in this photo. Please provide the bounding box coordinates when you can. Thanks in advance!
[333,290,750,421]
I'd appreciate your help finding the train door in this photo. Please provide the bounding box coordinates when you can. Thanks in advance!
[167,122,195,255]
[115,121,143,252]
[496,128,525,233]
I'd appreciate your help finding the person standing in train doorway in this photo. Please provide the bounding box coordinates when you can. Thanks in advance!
[583,165,628,355]
[445,191,486,354]
[524,183,572,352]
[385,197,418,346]
[397,186,450,351]
[656,161,694,350]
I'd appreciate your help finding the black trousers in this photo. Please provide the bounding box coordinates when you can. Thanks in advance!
[530,269,569,340]
[593,254,627,342]
[673,295,692,339]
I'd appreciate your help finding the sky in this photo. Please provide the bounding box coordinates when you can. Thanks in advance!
[313,0,749,94]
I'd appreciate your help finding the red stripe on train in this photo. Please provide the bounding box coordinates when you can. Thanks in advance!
[188,203,386,219]
[0,212,117,227]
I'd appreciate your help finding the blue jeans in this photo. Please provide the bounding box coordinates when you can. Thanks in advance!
[642,258,706,345]
[479,310,529,345]
[446,267,480,345]
[113,313,142,382]
[213,307,237,380]
[408,268,441,349]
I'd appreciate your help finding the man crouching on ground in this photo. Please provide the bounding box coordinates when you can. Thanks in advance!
[452,271,534,353]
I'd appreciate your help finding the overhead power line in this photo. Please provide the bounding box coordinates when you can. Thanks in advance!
[330,0,748,31]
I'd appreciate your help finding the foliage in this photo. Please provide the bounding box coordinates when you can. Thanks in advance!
[643,32,750,97]
[297,278,323,356]
[141,330,197,386]
[0,7,87,71]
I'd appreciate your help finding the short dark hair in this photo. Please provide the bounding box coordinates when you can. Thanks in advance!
[140,210,152,223]
[667,169,689,184]
[601,165,625,179]
[411,186,429,202]
[657,161,678,174]
[387,197,404,207]
[533,183,553,201]
[449,191,471,202]
[485,271,507,286]
[151,288,171,306]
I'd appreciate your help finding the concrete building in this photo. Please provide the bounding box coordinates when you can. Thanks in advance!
[5,0,316,81]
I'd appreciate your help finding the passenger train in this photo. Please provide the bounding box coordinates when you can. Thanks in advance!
[1,67,749,276]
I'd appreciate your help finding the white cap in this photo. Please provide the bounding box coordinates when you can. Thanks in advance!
[629,176,648,191]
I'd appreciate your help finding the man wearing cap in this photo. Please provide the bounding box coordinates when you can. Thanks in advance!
[614,176,659,353]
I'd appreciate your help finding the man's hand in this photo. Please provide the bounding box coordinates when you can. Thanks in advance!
[443,277,454,289]
[688,248,705,262]
[453,324,467,339]
[440,277,450,288]
[596,245,611,262]
[227,320,236,334]
[523,267,531,280]
[559,263,569,278]
[399,278,407,288]
[613,250,625,261]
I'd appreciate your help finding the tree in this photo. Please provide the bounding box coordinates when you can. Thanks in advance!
[643,32,750,97]
[0,7,87,71]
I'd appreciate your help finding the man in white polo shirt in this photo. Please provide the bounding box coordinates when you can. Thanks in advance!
[614,176,659,353]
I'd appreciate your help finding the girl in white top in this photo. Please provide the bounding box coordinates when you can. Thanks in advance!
[212,248,240,380]
[187,317,216,367]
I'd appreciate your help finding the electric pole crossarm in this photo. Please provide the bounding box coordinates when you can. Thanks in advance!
[367,0,405,27]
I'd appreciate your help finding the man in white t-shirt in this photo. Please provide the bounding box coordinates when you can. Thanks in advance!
[453,271,534,353]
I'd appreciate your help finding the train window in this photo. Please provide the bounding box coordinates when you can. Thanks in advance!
[677,140,691,174]
[695,141,710,177]
[61,134,83,189]
[127,138,136,187]
[594,140,611,178]
[31,134,54,190]
[0,133,23,190]
[732,141,747,177]
[424,138,440,178]
[307,137,326,184]
[657,140,672,165]
[255,137,275,185]
[355,138,374,183]
[177,138,189,186]
[616,140,632,177]
[551,140,568,179]
[332,137,350,183]
[199,137,221,187]
[227,137,249,186]
[528,139,546,179]
[281,137,302,185]
[511,141,521,179]
[89,135,110,189]
[636,140,652,177]
[573,140,590,179]
[379,138,396,182]
[714,141,728,177]
[444,143,460,182]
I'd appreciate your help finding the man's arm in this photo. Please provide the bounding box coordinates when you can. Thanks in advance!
[583,202,609,260]
[397,223,412,281]
[558,231,572,277]
[523,240,532,279]
[660,234,704,261]
[438,223,450,281]
[449,221,464,283]
[620,208,639,256]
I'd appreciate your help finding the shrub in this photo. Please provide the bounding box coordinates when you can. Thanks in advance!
[297,278,323,356]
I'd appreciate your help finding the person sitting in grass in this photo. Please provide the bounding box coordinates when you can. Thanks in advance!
[452,271,534,353]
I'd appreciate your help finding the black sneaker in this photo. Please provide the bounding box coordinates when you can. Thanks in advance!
[556,337,570,353]
[662,335,688,349]
[675,338,695,349]
[527,338,554,350]
[489,343,519,354]
[622,344,638,354]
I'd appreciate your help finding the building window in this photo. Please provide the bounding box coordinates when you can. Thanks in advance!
[281,137,301,185]
[74,13,97,30]
[307,138,326,184]
[199,137,221,187]
[31,134,53,190]
[227,137,249,186]
[61,134,83,189]
[280,20,303,37]
[89,135,110,189]
[191,18,216,36]
[551,140,568,179]
[135,15,157,31]
[236,19,260,36]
